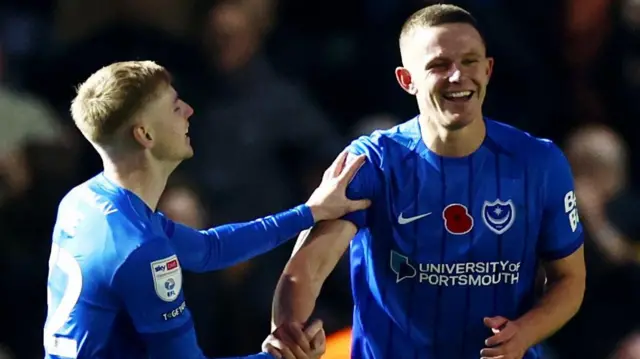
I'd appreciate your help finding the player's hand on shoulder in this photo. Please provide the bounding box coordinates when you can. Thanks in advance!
[306,150,371,222]
[480,316,531,359]
[262,320,326,359]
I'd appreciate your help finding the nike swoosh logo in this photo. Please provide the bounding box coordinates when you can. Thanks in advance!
[397,212,432,225]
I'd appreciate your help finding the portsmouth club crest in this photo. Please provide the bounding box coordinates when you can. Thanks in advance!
[482,199,516,235]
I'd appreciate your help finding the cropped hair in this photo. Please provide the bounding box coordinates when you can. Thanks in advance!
[71,61,171,146]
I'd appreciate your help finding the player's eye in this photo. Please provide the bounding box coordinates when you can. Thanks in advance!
[174,106,181,112]
[462,59,478,66]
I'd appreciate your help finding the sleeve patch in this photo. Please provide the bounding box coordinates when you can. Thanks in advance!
[150,255,182,302]
[162,300,187,321]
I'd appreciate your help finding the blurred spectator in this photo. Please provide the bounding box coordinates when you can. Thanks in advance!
[0,87,65,205]
[159,177,209,229]
[183,4,351,353]
[0,41,78,359]
[564,124,633,269]
[53,0,193,43]
[26,0,207,144]
[549,126,640,358]
[185,0,344,223]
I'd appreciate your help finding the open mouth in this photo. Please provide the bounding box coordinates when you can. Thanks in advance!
[442,90,474,102]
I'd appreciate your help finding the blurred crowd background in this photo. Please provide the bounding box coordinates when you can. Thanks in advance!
[0,0,639,358]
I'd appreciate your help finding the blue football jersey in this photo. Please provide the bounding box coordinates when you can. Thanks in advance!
[343,118,583,359]
[44,173,312,359]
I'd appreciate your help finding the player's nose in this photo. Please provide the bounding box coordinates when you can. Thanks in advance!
[448,68,462,83]
[183,101,194,119]
[447,62,467,83]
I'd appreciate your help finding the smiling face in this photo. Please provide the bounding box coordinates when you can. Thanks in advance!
[133,85,195,162]
[396,22,493,131]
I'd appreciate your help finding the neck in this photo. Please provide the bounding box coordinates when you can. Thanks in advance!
[102,153,176,211]
[420,114,486,157]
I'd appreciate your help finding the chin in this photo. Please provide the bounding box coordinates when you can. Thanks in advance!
[442,113,475,131]
[183,150,194,160]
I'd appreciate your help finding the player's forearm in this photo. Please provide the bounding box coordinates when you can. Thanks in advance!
[199,204,314,270]
[271,221,356,329]
[515,273,585,347]
[272,271,324,329]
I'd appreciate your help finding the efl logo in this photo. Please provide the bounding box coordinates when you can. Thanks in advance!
[150,255,182,302]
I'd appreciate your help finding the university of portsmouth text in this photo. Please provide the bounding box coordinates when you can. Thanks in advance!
[418,261,521,286]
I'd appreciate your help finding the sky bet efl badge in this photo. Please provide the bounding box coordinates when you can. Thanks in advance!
[150,255,182,302]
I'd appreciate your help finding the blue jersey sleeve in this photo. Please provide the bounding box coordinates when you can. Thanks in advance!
[161,204,314,272]
[537,142,584,261]
[111,238,204,358]
[341,136,383,228]
[112,238,276,359]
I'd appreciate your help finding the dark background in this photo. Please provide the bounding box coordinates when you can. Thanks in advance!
[0,0,638,358]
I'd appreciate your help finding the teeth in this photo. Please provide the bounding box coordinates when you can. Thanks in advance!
[445,91,472,98]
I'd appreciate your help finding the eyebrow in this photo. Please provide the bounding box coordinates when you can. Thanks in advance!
[425,50,481,66]
[461,50,482,58]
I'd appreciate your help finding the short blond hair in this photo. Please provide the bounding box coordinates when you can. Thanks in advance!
[71,61,171,146]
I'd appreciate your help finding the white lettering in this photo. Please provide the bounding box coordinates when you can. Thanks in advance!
[564,191,577,212]
[568,208,579,232]
[564,190,580,232]
[162,301,187,321]
[412,260,522,287]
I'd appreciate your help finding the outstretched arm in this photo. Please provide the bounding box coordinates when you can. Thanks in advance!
[165,151,369,272]
[165,205,315,272]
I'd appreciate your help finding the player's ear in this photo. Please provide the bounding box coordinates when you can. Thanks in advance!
[132,126,154,149]
[395,67,416,95]
[486,57,494,79]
